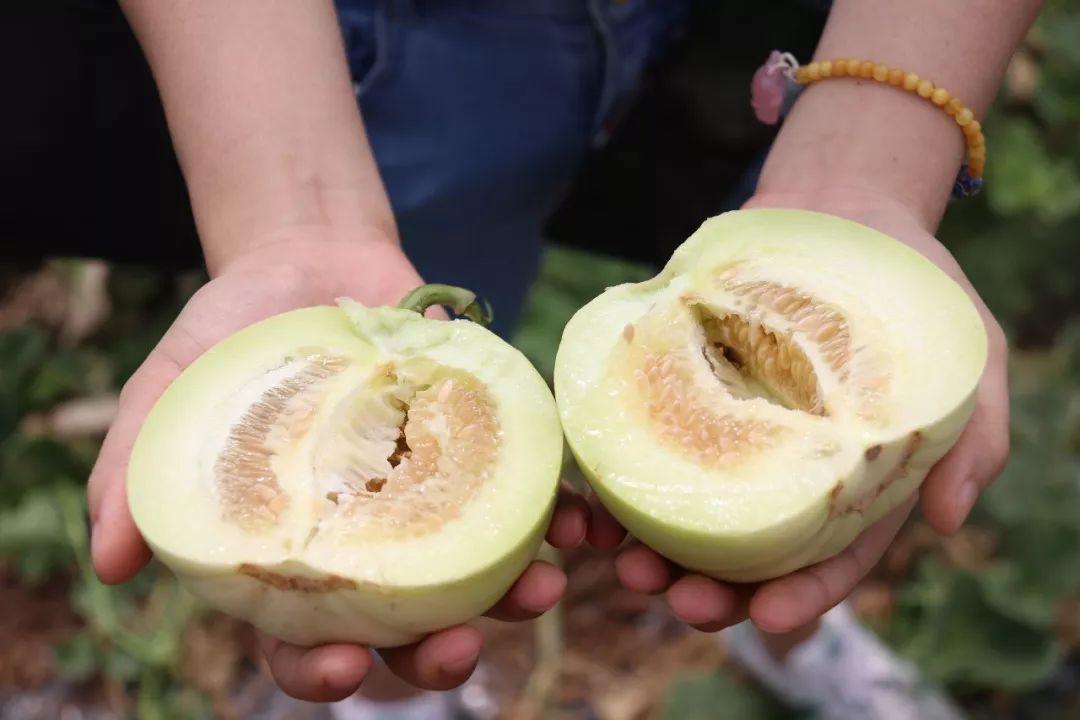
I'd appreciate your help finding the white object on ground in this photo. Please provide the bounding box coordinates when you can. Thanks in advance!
[723,602,964,720]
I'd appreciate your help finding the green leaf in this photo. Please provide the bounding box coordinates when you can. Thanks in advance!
[161,686,213,720]
[978,565,1060,629]
[105,647,143,682]
[25,347,112,408]
[936,207,1079,345]
[1033,63,1080,127]
[980,358,1080,606]
[983,449,1080,528]
[0,327,49,437]
[0,487,74,581]
[54,633,102,683]
[0,488,69,550]
[663,672,793,720]
[893,561,1062,690]
[1036,8,1080,68]
[0,434,95,509]
[986,118,1080,224]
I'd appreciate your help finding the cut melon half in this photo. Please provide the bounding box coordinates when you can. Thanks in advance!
[555,210,986,582]
[128,287,562,647]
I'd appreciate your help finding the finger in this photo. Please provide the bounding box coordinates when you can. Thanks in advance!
[749,494,917,633]
[87,360,178,525]
[90,479,153,584]
[546,483,589,549]
[615,544,674,595]
[920,339,1010,534]
[379,625,483,691]
[666,575,749,631]
[485,560,567,621]
[260,636,373,702]
[88,356,181,584]
[585,493,627,549]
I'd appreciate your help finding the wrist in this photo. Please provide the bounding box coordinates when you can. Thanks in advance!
[745,185,920,227]
[755,80,964,233]
[209,218,400,278]
[756,0,1043,232]
[214,227,419,306]
[198,178,400,278]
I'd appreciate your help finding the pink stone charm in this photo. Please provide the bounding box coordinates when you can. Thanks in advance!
[751,50,793,125]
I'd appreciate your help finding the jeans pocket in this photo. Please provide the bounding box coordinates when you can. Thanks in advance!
[337,0,391,97]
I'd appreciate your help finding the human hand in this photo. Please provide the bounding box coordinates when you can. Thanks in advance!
[87,228,588,700]
[590,189,1009,634]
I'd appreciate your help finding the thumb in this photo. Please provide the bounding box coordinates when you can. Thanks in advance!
[87,347,189,583]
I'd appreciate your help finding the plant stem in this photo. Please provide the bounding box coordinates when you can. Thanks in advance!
[397,284,493,326]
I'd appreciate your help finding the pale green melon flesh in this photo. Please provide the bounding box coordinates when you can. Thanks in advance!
[128,301,562,647]
[555,209,986,582]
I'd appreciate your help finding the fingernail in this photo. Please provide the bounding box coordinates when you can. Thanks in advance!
[954,479,979,528]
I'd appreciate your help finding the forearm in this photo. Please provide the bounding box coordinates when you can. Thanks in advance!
[120,0,395,275]
[756,0,1043,230]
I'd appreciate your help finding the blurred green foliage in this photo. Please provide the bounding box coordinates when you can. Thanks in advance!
[662,672,793,720]
[0,269,209,718]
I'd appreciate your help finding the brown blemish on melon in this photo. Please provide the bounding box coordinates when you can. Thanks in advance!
[831,432,922,517]
[240,564,356,593]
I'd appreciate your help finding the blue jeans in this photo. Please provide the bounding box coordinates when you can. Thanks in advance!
[337,0,691,337]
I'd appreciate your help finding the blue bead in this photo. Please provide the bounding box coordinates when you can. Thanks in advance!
[951,165,983,200]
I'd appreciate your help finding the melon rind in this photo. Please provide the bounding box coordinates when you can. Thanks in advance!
[129,303,562,647]
[555,209,987,582]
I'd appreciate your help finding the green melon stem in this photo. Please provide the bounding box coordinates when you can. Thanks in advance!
[397,284,494,326]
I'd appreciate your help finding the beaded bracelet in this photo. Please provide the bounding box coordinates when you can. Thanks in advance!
[751,51,986,198]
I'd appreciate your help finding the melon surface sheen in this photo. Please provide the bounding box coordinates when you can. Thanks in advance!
[555,209,987,582]
[128,287,562,647]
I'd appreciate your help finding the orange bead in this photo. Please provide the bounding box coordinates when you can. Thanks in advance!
[956,107,975,126]
[872,64,889,82]
[902,72,920,91]
[916,79,935,98]
[963,119,982,137]
[796,66,811,84]
[931,87,950,106]
[820,60,833,78]
[888,68,904,85]
[945,97,963,116]
[858,61,875,78]
[970,145,986,161]
[969,133,985,149]
[968,159,985,178]
[806,62,822,81]
[833,59,849,76]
